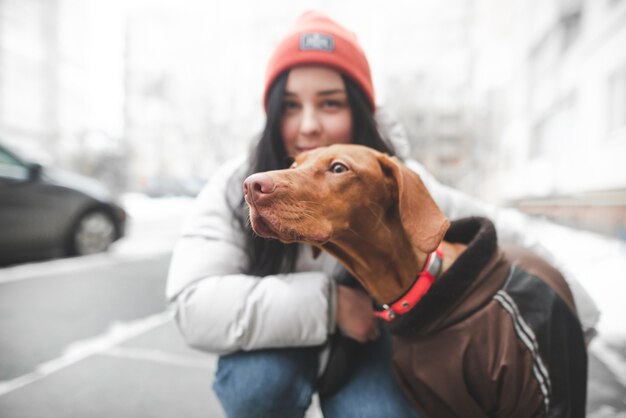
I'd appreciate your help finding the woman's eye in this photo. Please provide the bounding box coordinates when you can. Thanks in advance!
[282,100,299,111]
[330,162,348,174]
[322,99,346,110]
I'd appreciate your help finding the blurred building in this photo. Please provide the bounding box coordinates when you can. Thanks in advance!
[367,0,477,191]
[0,0,69,156]
[122,2,259,193]
[470,0,626,238]
[2,0,625,237]
[0,0,127,194]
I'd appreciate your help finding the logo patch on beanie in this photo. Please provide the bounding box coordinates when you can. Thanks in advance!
[300,33,334,52]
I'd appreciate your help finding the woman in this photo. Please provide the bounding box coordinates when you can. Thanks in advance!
[167,11,598,418]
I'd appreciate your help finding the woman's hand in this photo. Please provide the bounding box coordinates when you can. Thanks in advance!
[336,284,380,343]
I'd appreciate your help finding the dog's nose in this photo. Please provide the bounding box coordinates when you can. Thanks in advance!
[244,173,276,203]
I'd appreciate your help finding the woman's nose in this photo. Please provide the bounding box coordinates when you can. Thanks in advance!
[299,107,321,135]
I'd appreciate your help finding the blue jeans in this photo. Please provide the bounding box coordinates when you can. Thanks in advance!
[213,328,420,418]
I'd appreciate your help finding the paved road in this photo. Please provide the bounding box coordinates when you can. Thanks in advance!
[0,254,171,380]
[0,252,228,418]
[0,251,624,417]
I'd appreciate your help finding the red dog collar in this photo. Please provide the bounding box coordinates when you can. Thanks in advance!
[374,245,444,322]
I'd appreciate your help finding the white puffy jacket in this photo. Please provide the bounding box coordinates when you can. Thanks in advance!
[166,157,599,355]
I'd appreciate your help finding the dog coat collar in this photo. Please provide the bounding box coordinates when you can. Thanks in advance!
[374,245,444,322]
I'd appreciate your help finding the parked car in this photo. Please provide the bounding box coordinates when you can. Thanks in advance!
[0,142,126,266]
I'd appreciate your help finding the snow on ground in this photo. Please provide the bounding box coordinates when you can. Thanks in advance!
[532,220,626,338]
[109,193,195,257]
[120,193,196,222]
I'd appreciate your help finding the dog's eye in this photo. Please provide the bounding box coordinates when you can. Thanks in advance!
[330,162,348,174]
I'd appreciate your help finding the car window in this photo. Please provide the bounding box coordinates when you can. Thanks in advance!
[0,147,30,180]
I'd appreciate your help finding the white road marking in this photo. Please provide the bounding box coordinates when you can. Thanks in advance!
[103,346,215,370]
[0,250,168,285]
[0,312,171,396]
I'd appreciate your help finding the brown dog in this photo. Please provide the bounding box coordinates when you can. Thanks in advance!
[244,144,587,417]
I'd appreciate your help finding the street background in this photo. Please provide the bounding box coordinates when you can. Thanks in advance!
[1,0,626,417]
[1,195,625,418]
[1,0,625,235]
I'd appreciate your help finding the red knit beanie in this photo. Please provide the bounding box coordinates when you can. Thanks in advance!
[263,11,375,112]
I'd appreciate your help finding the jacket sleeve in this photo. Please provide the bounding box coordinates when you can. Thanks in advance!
[166,157,336,354]
[405,159,600,337]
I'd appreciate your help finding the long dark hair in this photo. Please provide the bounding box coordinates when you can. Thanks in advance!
[228,70,396,277]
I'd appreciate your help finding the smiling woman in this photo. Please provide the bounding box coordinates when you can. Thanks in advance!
[166,11,419,418]
[166,10,599,418]
[280,66,354,156]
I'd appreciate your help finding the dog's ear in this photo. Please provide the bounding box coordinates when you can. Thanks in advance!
[377,154,450,254]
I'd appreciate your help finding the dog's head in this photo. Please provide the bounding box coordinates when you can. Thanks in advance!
[244,144,449,259]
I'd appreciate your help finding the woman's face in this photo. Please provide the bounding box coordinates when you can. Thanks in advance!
[281,66,353,157]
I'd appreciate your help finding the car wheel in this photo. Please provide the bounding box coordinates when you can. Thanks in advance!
[68,210,117,256]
